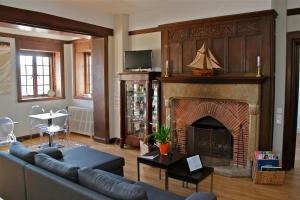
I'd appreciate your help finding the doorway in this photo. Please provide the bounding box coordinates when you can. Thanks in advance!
[283,32,300,170]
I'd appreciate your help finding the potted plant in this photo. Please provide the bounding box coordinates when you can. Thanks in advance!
[149,124,171,155]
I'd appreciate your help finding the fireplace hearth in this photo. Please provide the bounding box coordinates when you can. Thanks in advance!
[187,116,233,167]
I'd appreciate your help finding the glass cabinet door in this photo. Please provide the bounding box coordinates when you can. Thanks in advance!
[152,80,159,133]
[126,81,147,139]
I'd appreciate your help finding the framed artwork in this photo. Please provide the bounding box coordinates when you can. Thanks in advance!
[0,41,11,95]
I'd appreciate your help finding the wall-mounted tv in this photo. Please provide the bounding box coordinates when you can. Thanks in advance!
[124,50,152,71]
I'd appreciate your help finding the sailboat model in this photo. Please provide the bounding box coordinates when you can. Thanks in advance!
[187,43,222,76]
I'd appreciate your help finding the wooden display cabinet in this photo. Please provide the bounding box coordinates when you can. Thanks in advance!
[119,72,161,148]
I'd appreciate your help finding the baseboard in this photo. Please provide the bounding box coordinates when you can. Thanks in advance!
[17,133,41,142]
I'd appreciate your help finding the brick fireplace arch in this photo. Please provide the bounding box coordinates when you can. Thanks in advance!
[172,98,249,166]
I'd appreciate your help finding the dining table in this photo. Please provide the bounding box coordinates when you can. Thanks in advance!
[28,112,69,147]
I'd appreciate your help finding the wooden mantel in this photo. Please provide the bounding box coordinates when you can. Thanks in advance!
[160,75,265,84]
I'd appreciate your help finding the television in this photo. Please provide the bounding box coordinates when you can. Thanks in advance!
[124,50,152,71]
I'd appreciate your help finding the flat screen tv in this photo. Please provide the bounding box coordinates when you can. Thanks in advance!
[124,50,152,71]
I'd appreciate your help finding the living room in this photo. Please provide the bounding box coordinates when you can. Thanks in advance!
[0,0,299,200]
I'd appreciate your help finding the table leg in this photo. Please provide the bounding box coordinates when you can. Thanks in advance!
[137,161,140,181]
[48,134,52,147]
[210,173,213,192]
[159,169,161,180]
[165,172,168,191]
[196,183,198,192]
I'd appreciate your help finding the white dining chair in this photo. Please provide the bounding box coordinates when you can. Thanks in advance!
[50,109,70,144]
[0,117,16,146]
[29,105,48,143]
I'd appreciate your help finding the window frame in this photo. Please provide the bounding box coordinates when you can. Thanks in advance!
[19,50,54,98]
[84,52,92,95]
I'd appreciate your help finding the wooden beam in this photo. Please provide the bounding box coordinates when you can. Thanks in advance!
[0,5,113,37]
[287,8,300,16]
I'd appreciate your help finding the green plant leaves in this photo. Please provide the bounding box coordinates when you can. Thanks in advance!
[148,124,171,144]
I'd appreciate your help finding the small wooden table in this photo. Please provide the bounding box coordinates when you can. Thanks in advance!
[137,151,185,190]
[166,160,214,192]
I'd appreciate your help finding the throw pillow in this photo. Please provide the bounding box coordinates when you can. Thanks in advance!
[78,168,147,200]
[9,142,37,164]
[35,153,79,182]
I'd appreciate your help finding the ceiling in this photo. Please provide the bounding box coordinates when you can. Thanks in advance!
[51,0,173,14]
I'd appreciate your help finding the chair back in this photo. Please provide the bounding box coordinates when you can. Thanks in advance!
[29,105,46,128]
[0,117,16,144]
[53,109,68,128]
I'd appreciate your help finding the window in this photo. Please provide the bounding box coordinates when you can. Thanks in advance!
[73,39,92,99]
[19,51,53,97]
[84,52,92,95]
[16,37,65,102]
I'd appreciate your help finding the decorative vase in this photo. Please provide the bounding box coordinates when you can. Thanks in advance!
[159,143,169,155]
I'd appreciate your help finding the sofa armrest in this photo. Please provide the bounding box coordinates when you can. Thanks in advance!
[185,192,217,200]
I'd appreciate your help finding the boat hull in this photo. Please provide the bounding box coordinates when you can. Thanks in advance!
[191,69,213,76]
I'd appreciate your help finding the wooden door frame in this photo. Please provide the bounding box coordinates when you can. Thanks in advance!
[283,31,300,170]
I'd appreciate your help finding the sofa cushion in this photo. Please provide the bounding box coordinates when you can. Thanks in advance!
[37,147,63,160]
[62,147,125,173]
[9,142,37,164]
[35,153,79,182]
[135,182,185,200]
[78,168,147,200]
[185,192,217,200]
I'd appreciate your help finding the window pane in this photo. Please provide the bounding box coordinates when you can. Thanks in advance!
[25,56,32,65]
[21,86,27,96]
[37,66,44,75]
[26,66,33,76]
[36,56,43,65]
[38,86,44,95]
[43,57,50,66]
[20,56,26,66]
[27,86,34,96]
[44,85,50,94]
[37,76,43,86]
[44,76,50,85]
[21,76,26,86]
[44,66,49,75]
[27,76,33,86]
[20,65,26,76]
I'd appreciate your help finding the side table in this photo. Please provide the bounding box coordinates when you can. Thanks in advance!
[137,151,185,190]
[166,160,214,192]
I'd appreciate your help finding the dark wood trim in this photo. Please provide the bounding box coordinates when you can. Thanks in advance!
[129,27,160,35]
[282,31,300,170]
[92,37,110,144]
[287,8,300,16]
[0,5,113,37]
[0,32,69,44]
[160,75,265,84]
[159,10,277,29]
[17,133,40,142]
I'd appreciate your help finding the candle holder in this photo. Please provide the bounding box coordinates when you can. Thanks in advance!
[164,60,170,77]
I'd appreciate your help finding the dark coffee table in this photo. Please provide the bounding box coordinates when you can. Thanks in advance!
[137,151,185,190]
[166,160,214,192]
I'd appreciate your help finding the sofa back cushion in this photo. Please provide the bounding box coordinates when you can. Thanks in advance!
[37,147,63,160]
[78,168,147,200]
[9,142,37,164]
[35,153,79,182]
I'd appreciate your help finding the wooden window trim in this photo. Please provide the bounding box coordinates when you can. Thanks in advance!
[16,36,65,102]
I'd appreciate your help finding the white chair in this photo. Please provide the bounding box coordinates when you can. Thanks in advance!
[47,109,69,146]
[29,105,48,143]
[0,117,16,146]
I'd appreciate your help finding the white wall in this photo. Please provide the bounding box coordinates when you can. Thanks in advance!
[0,0,113,28]
[272,0,287,157]
[129,32,161,71]
[0,37,72,137]
[129,0,272,30]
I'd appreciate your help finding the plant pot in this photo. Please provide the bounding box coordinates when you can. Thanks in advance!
[159,143,169,155]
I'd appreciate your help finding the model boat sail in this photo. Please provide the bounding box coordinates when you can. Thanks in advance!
[187,43,222,76]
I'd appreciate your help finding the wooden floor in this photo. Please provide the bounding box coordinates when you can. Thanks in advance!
[4,134,300,200]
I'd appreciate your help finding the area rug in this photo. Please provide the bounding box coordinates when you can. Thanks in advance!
[27,139,87,152]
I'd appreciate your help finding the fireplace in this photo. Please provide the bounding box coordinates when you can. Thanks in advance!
[187,116,233,166]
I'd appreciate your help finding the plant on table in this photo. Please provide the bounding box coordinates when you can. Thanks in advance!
[149,124,171,155]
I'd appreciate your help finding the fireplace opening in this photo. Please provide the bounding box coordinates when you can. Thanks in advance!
[187,116,233,166]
